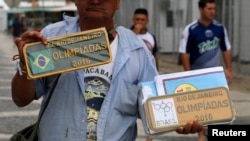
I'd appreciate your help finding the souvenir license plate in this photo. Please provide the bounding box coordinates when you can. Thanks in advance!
[23,27,112,79]
[144,87,236,133]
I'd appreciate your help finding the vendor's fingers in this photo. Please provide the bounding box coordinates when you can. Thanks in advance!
[21,31,47,44]
[183,122,193,134]
[190,121,203,133]
[176,127,184,134]
[14,37,25,58]
[14,38,23,48]
[175,122,192,134]
[176,121,204,134]
[14,31,47,63]
[199,124,205,132]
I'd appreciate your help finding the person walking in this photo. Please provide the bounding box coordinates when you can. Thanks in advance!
[11,0,204,141]
[131,7,159,141]
[179,0,233,85]
[11,13,22,48]
[19,16,27,34]
[131,8,159,71]
[178,0,233,140]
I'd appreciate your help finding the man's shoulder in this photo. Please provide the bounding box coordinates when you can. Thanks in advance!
[186,20,199,30]
[117,26,139,38]
[211,20,224,27]
[138,31,156,40]
[41,22,68,38]
[44,21,66,29]
[147,32,157,43]
[116,26,150,49]
[41,16,78,38]
[181,20,199,36]
[147,32,156,37]
[117,26,134,33]
[45,15,78,28]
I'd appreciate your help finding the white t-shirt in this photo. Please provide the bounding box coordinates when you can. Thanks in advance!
[137,32,155,52]
[84,35,118,141]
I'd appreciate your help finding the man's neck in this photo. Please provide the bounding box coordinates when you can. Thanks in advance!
[79,18,115,31]
[78,19,116,42]
[139,28,147,34]
[199,18,212,27]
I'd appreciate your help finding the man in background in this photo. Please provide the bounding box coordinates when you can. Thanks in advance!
[178,0,232,85]
[179,0,233,140]
[131,8,159,71]
[11,13,22,48]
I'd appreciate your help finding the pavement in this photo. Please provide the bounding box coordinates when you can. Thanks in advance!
[0,30,250,141]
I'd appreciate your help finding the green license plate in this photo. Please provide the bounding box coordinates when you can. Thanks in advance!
[23,27,112,79]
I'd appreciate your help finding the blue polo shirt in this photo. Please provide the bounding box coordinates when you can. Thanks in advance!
[179,20,231,70]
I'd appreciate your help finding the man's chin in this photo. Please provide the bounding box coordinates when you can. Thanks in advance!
[83,16,107,24]
[84,13,106,19]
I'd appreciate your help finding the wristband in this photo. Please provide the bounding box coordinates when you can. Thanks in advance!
[13,54,27,76]
[15,60,27,76]
[19,60,27,72]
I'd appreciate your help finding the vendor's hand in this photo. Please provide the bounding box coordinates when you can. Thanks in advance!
[175,121,204,134]
[15,31,47,63]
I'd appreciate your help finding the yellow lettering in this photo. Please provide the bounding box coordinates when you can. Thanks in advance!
[56,41,61,47]
[59,51,65,59]
[74,48,81,55]
[89,44,95,52]
[64,49,76,57]
[46,42,54,48]
[95,43,102,51]
[101,42,107,49]
[83,46,89,53]
[52,52,59,60]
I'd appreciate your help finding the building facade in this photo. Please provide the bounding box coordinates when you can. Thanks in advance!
[2,0,250,73]
[115,0,250,74]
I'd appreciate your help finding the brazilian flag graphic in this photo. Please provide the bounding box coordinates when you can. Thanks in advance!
[28,49,55,75]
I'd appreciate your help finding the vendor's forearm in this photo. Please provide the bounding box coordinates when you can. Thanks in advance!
[11,72,36,107]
